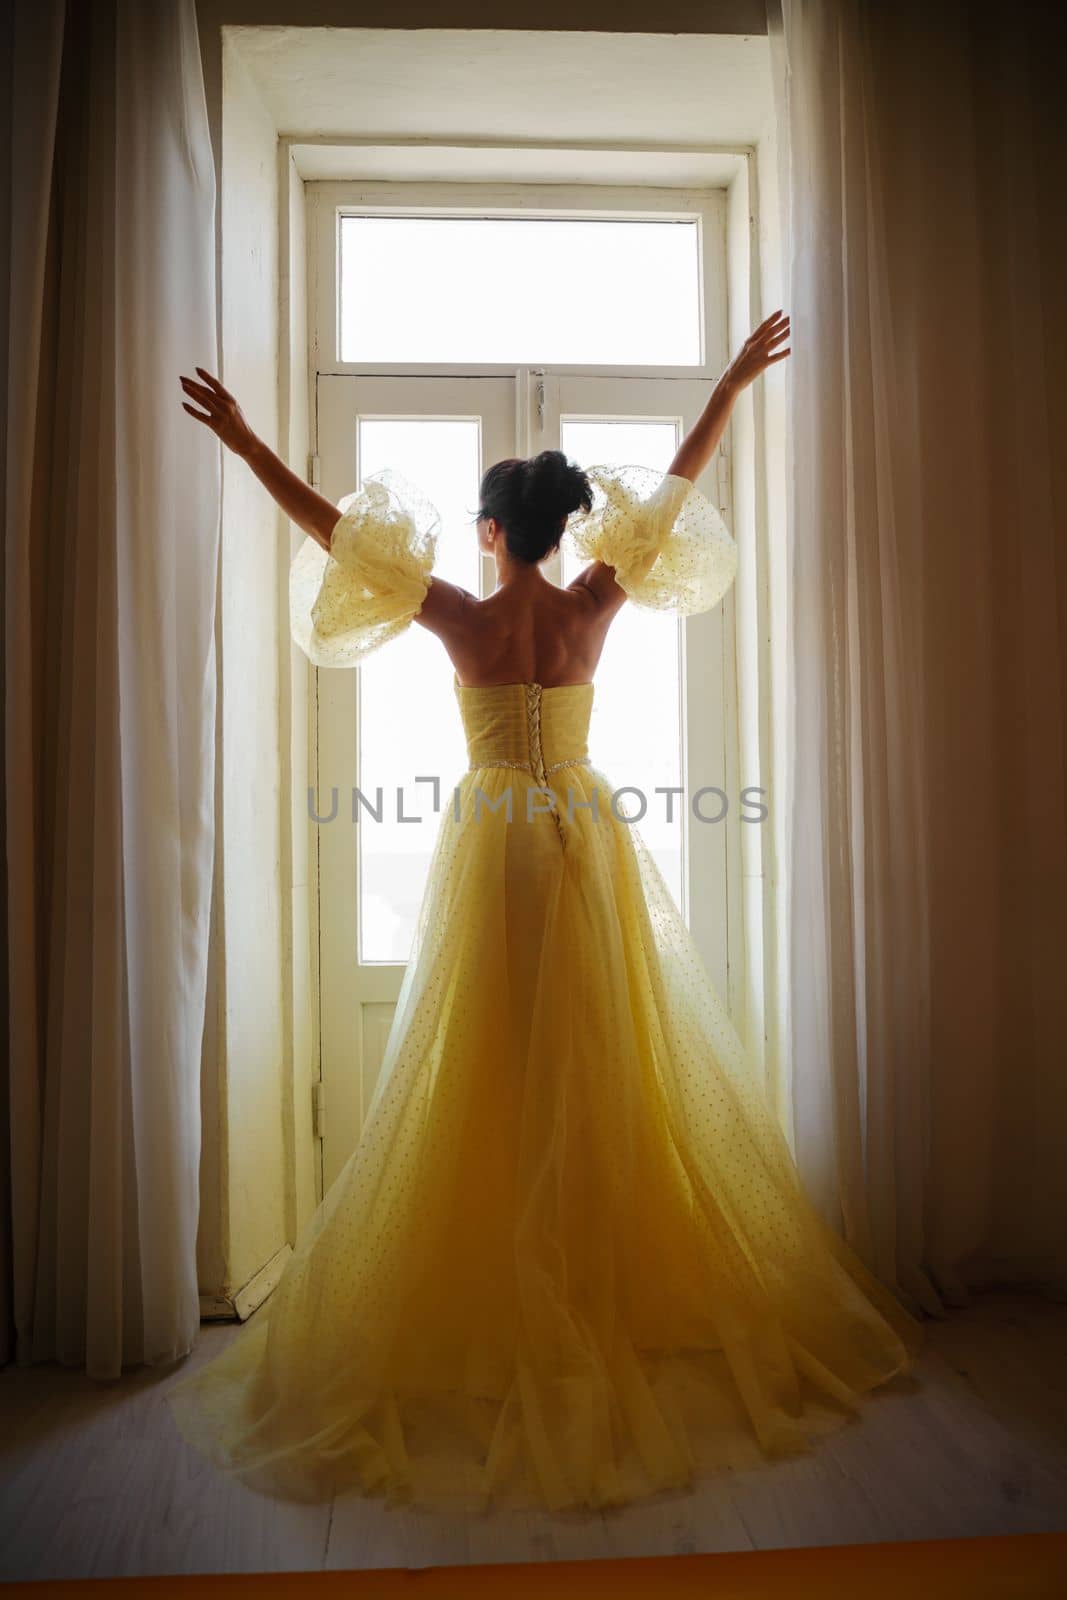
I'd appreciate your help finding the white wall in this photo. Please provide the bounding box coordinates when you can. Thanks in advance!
[281,152,318,1241]
[754,114,789,1139]
[206,35,289,1298]
[726,160,760,1059]
[196,34,319,1305]
[720,124,788,1143]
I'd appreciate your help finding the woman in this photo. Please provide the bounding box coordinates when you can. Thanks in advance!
[170,313,923,1513]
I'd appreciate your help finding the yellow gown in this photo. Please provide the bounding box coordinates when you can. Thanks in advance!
[168,466,923,1512]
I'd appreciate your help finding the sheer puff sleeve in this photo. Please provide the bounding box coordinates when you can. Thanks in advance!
[290,469,441,668]
[564,464,737,614]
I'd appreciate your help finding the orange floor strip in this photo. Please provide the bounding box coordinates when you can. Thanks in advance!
[7,1532,1066,1598]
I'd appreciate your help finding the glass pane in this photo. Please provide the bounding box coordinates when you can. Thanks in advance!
[560,419,685,913]
[357,418,481,962]
[340,216,701,366]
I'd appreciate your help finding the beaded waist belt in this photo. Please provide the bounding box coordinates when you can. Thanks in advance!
[465,756,592,778]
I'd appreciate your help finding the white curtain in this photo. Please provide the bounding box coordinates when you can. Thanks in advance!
[1,0,219,1376]
[769,0,1067,1312]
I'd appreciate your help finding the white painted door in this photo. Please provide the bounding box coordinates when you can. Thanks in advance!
[314,374,515,1190]
[314,372,741,1191]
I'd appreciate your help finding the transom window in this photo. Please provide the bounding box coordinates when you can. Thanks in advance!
[339,214,703,366]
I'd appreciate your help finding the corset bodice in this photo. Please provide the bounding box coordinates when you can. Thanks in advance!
[454,678,594,780]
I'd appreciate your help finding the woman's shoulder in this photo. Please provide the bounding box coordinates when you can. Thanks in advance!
[413,575,480,638]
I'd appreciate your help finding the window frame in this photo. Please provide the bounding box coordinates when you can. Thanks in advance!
[310,181,725,384]
[305,179,758,1195]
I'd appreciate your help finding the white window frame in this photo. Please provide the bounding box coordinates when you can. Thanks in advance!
[304,179,762,1194]
[310,182,725,383]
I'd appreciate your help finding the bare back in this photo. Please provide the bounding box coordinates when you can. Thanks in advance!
[416,563,626,688]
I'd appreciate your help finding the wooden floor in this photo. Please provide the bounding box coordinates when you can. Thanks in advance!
[1,1289,1065,1584]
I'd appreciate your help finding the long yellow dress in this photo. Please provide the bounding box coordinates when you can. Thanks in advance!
[168,466,923,1512]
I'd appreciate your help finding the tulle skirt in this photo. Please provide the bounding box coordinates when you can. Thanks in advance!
[168,762,923,1511]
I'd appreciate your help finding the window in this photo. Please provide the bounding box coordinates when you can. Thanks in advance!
[356,418,482,962]
[311,185,736,1191]
[339,215,703,366]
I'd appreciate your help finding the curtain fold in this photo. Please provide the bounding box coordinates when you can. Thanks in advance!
[770,0,1067,1312]
[2,0,219,1376]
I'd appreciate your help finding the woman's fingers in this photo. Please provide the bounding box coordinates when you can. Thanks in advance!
[753,308,786,337]
[748,322,790,365]
[195,365,234,401]
[180,371,256,455]
[742,316,789,362]
[751,342,791,370]
[759,317,788,343]
[181,376,220,406]
[757,321,790,350]
[180,374,224,429]
[726,319,792,389]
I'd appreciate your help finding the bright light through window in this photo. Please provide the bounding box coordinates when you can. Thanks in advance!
[560,419,685,911]
[357,418,481,963]
[340,216,702,366]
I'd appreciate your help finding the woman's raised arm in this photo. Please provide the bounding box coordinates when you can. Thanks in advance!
[667,310,790,483]
[180,367,341,551]
[565,312,790,617]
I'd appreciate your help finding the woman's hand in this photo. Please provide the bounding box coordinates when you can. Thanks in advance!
[181,365,343,548]
[179,367,259,458]
[667,310,791,482]
[721,310,791,394]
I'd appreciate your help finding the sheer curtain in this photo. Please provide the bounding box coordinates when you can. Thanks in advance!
[1,0,219,1376]
[769,0,1067,1312]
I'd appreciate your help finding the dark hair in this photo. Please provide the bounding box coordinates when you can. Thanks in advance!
[477,450,593,565]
